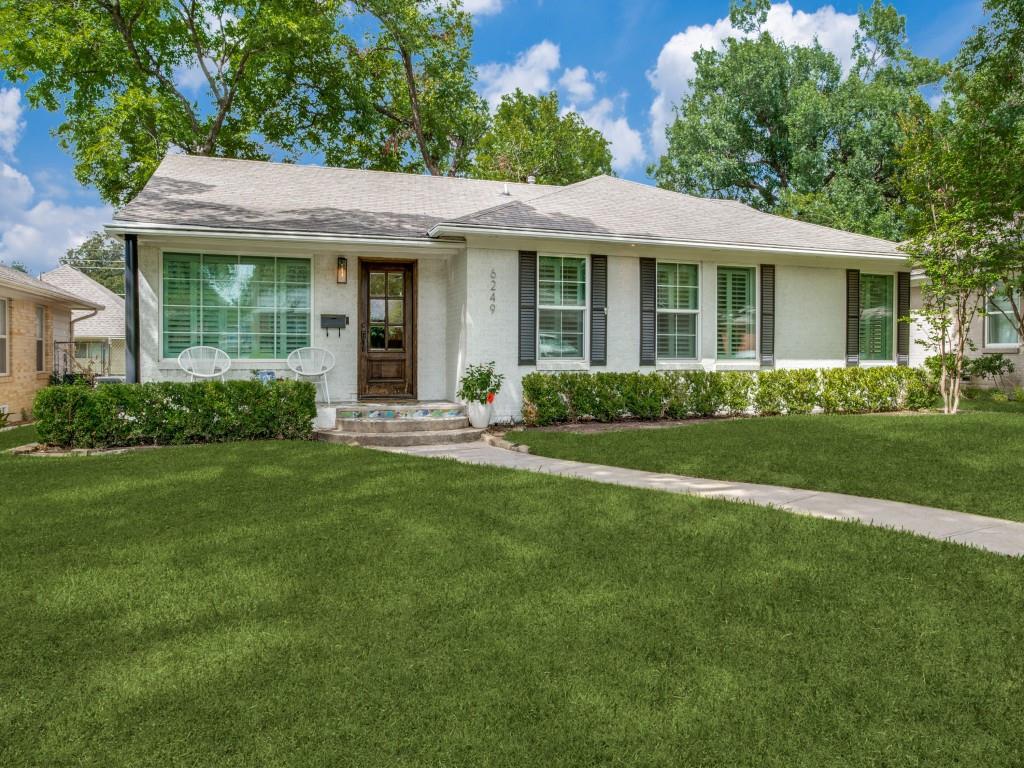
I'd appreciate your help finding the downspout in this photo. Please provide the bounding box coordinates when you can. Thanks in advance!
[124,234,140,383]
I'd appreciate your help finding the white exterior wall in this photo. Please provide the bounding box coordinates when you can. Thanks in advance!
[136,236,457,402]
[463,237,906,421]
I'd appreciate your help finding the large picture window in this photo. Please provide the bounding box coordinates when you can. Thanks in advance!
[657,262,699,359]
[162,253,311,359]
[986,289,1020,347]
[860,274,894,361]
[0,298,7,375]
[538,255,586,359]
[717,266,756,359]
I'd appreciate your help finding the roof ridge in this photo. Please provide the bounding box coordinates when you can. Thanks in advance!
[162,154,561,191]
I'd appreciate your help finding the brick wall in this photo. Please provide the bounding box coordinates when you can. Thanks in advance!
[0,297,70,423]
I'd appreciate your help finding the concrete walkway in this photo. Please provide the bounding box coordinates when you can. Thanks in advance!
[389,441,1024,557]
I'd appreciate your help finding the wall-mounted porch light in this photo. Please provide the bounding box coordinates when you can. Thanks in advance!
[336,256,349,284]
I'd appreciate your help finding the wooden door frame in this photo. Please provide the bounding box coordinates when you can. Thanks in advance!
[357,259,417,400]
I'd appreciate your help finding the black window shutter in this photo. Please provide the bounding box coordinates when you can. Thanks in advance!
[639,258,657,366]
[518,251,537,366]
[846,269,861,367]
[760,264,775,368]
[897,271,911,366]
[590,255,608,366]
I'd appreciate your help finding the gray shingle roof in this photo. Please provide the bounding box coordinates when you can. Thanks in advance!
[112,155,903,258]
[439,175,903,257]
[40,265,124,338]
[114,154,558,238]
[0,264,104,310]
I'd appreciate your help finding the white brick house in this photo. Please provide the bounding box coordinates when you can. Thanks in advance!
[107,155,915,422]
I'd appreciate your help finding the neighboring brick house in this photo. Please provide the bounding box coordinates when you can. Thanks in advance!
[0,265,102,423]
[41,265,126,376]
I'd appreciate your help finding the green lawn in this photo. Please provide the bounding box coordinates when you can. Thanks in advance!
[511,411,1024,522]
[2,428,1023,766]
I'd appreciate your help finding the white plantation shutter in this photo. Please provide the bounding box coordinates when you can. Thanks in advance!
[0,298,7,375]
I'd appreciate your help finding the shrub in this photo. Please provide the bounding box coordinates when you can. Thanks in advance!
[521,366,933,426]
[969,353,1015,383]
[34,380,317,449]
[621,372,667,420]
[521,373,569,426]
[1013,386,1024,402]
[991,391,1010,403]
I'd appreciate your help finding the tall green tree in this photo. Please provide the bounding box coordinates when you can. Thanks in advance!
[0,0,486,204]
[898,100,1000,413]
[60,233,126,296]
[947,0,1024,337]
[333,0,488,176]
[472,90,612,185]
[0,0,353,206]
[652,0,941,241]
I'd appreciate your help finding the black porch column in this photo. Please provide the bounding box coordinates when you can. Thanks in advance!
[124,234,141,383]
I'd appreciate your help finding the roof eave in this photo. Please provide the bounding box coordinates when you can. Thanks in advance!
[0,279,104,310]
[428,223,908,262]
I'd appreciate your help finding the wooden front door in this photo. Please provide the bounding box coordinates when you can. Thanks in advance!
[359,261,416,399]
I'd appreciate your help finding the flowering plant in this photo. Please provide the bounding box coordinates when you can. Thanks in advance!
[457,362,504,406]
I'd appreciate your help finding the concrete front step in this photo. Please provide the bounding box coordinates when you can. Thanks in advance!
[317,426,484,447]
[336,416,470,433]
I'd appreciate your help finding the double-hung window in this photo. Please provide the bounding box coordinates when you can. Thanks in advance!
[35,306,45,372]
[538,255,586,360]
[717,266,756,359]
[859,274,894,361]
[162,252,312,359]
[0,298,8,375]
[657,262,699,359]
[986,288,1020,347]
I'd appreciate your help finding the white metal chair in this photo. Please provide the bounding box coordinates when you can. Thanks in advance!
[178,346,231,382]
[287,347,336,404]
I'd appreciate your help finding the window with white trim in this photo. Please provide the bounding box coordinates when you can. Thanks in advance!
[538,255,586,360]
[162,252,311,359]
[0,298,8,375]
[717,266,756,359]
[860,274,894,361]
[986,288,1020,347]
[657,262,699,359]
[35,305,45,372]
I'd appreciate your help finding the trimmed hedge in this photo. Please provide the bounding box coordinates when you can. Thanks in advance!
[34,380,317,449]
[521,367,934,426]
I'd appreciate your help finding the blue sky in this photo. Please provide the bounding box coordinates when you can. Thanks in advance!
[0,0,986,274]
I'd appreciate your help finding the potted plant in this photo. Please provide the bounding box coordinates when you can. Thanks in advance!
[457,362,505,428]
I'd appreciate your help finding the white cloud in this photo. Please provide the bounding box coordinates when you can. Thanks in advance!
[559,66,595,104]
[0,89,112,274]
[0,87,24,155]
[0,163,34,219]
[573,98,645,173]
[477,40,561,108]
[462,0,503,14]
[647,2,860,155]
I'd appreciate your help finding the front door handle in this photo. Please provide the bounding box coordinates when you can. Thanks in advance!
[361,323,368,352]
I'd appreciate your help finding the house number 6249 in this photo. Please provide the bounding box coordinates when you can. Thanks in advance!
[489,269,497,314]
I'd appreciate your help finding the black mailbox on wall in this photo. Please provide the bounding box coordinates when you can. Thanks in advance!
[320,314,348,336]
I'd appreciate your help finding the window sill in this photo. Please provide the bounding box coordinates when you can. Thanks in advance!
[982,346,1020,354]
[536,360,589,372]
